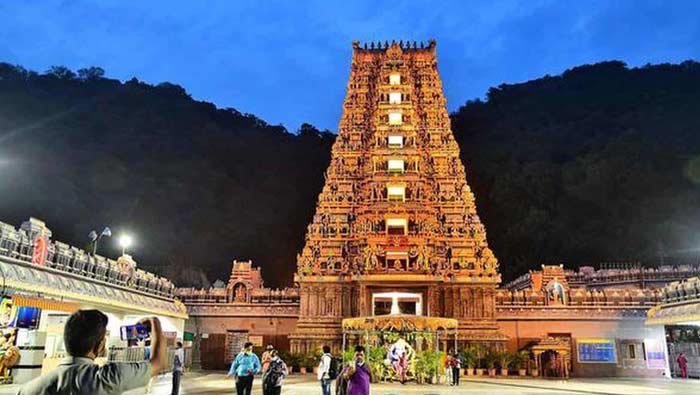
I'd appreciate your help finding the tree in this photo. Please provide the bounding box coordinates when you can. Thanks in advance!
[77,66,105,80]
[46,65,76,80]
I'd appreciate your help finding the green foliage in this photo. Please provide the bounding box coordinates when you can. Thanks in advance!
[367,346,388,378]
[515,350,531,369]
[459,348,476,369]
[483,350,498,370]
[495,351,515,370]
[287,352,303,368]
[342,348,355,363]
[413,350,443,383]
[468,344,487,368]
[302,352,318,368]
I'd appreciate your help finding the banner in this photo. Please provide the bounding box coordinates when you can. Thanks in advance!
[644,338,667,369]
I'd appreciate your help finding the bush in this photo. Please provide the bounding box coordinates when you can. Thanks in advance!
[459,348,476,369]
[483,351,498,370]
[414,350,444,383]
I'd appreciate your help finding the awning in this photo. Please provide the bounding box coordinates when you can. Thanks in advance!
[12,294,79,313]
[342,314,459,332]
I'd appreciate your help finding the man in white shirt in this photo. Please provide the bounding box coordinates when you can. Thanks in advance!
[171,341,184,395]
[317,345,333,395]
[18,309,167,395]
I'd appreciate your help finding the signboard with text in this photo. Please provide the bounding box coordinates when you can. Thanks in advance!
[577,339,617,363]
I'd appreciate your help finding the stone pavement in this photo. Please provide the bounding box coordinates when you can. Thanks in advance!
[1,372,698,395]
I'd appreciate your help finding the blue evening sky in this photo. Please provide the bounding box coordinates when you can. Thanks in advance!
[1,0,699,131]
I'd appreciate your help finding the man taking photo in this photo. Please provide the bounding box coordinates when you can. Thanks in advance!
[18,309,167,395]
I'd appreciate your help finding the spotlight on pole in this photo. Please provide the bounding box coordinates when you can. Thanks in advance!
[89,226,112,255]
[118,234,133,255]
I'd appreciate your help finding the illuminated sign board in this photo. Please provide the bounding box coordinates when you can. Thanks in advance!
[577,339,617,363]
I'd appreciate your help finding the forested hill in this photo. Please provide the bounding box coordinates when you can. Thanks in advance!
[453,60,700,280]
[1,61,700,286]
[0,64,334,287]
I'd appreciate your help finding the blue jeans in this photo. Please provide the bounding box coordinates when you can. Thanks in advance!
[321,379,331,395]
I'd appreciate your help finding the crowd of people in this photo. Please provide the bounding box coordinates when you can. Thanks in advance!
[13,312,471,395]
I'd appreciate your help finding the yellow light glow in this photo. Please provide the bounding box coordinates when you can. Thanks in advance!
[386,218,407,227]
[389,92,402,104]
[387,184,405,201]
[388,159,404,173]
[388,112,402,125]
[389,74,401,85]
[388,135,403,148]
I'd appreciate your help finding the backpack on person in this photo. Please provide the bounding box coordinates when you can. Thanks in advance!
[327,356,340,380]
[264,359,285,388]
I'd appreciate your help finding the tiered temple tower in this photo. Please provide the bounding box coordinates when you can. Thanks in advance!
[290,40,505,352]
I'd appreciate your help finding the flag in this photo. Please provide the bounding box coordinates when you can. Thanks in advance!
[101,227,112,237]
[88,230,98,241]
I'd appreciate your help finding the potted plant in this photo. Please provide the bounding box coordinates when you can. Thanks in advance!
[471,345,486,376]
[460,348,476,376]
[287,352,302,374]
[517,350,530,377]
[300,353,317,375]
[414,349,441,384]
[496,351,514,376]
[484,351,498,377]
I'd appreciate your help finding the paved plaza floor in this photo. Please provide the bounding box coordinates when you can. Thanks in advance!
[2,372,698,395]
[136,372,696,395]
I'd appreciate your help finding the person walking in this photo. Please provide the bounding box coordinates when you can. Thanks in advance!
[677,352,688,379]
[262,350,288,395]
[444,351,453,385]
[340,345,372,395]
[171,341,184,395]
[451,351,461,386]
[228,342,261,395]
[261,345,274,373]
[318,345,334,395]
[18,310,167,395]
[260,345,274,394]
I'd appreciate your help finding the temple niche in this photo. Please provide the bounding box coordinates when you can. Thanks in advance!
[290,40,506,353]
[224,260,261,303]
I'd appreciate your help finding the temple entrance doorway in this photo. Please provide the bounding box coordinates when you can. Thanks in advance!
[372,292,422,316]
[529,337,572,378]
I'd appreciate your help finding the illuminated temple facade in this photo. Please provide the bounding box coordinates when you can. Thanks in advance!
[289,40,502,352]
[176,41,700,377]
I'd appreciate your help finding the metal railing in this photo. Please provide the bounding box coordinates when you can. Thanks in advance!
[0,219,175,298]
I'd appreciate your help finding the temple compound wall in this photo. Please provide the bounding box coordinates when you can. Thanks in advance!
[179,261,696,377]
[498,265,669,378]
[647,276,700,378]
[176,261,299,370]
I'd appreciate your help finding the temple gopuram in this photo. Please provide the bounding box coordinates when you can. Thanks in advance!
[289,40,503,352]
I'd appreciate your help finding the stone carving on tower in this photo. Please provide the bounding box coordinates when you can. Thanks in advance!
[290,40,506,352]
